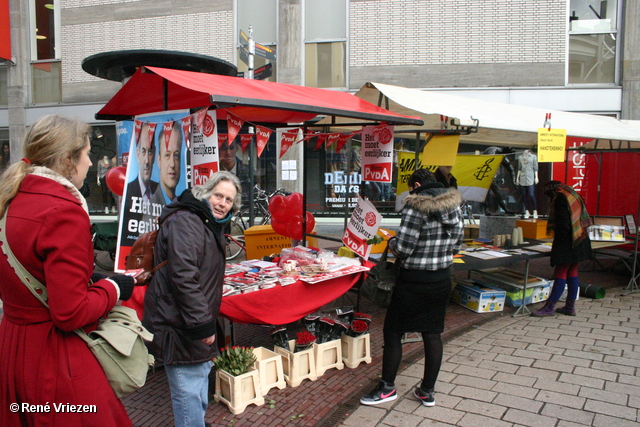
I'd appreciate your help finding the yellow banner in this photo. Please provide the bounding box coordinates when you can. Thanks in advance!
[395,152,502,202]
[420,134,459,166]
[537,128,566,162]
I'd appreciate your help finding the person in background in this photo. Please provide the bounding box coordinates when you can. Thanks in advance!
[532,181,593,317]
[360,168,464,408]
[434,165,458,189]
[219,139,250,202]
[1,141,10,170]
[0,115,137,426]
[143,171,241,427]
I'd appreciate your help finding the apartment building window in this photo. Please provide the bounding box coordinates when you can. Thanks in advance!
[30,0,61,103]
[0,66,7,106]
[568,0,619,84]
[237,0,278,81]
[304,0,346,89]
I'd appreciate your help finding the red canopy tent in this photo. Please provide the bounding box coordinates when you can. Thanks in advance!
[96,66,424,126]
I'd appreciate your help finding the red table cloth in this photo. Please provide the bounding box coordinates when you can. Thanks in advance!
[219,272,364,325]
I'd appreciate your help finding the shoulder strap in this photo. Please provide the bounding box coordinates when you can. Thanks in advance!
[0,214,50,308]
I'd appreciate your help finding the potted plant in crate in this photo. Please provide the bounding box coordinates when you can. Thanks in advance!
[213,346,264,414]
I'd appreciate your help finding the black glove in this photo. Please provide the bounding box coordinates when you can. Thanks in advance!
[90,272,108,284]
[108,275,135,301]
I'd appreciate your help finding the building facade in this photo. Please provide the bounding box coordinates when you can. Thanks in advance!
[1,0,638,214]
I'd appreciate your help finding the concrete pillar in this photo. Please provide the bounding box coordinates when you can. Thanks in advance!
[7,0,30,161]
[621,0,640,120]
[277,0,302,85]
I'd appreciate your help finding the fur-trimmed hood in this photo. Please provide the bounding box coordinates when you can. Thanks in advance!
[404,186,462,219]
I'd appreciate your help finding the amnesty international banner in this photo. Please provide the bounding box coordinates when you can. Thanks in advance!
[395,152,503,210]
[421,134,459,166]
[451,154,503,202]
[537,128,566,162]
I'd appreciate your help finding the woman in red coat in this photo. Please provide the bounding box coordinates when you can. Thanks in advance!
[0,115,136,426]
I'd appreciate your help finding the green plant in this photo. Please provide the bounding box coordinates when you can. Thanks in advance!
[214,346,257,376]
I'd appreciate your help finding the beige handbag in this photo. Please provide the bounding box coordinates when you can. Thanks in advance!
[0,214,154,398]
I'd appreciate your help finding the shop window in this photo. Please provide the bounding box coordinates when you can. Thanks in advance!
[30,0,61,103]
[31,61,61,104]
[236,0,277,81]
[304,0,347,89]
[85,124,118,214]
[568,0,619,85]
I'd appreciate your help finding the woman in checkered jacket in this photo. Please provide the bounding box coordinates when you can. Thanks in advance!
[361,168,464,408]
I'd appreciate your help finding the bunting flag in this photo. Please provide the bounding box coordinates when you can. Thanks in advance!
[255,125,272,158]
[218,133,227,148]
[279,129,299,159]
[133,120,143,146]
[325,133,341,148]
[193,108,208,132]
[314,133,329,151]
[146,123,158,148]
[180,116,192,149]
[162,121,173,150]
[226,112,244,145]
[240,134,253,154]
[335,133,351,154]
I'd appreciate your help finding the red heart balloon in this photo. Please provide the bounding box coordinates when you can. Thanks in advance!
[305,211,316,233]
[270,215,289,237]
[286,192,304,216]
[286,215,304,241]
[105,166,127,197]
[268,194,288,221]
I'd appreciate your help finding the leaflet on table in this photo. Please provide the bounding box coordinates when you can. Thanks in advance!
[523,244,552,252]
[297,265,370,284]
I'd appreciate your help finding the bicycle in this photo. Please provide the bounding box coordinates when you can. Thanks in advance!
[225,212,247,260]
[92,221,118,271]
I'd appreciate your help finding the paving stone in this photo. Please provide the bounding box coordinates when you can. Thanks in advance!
[451,374,497,391]
[533,378,581,396]
[548,353,592,368]
[449,384,498,402]
[413,405,464,424]
[540,402,595,425]
[535,390,586,409]
[590,360,636,375]
[585,399,638,421]
[452,364,497,380]
[502,407,558,427]
[493,392,544,414]
[491,382,538,399]
[380,410,423,427]
[454,398,507,419]
[558,372,605,389]
[457,412,514,427]
[592,413,640,426]
[572,366,618,382]
[492,372,536,387]
[493,353,535,367]
[578,385,629,405]
[341,406,387,426]
[478,360,520,374]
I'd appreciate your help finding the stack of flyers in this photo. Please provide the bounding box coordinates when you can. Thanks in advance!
[278,277,297,286]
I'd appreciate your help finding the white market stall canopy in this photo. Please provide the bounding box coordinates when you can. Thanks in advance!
[317,82,640,149]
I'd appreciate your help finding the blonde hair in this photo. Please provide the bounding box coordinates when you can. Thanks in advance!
[0,115,90,218]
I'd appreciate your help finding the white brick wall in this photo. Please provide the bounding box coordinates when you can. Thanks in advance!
[62,11,234,83]
[349,0,566,67]
[62,0,141,8]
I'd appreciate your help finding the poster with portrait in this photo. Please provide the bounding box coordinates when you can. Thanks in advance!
[191,110,220,186]
[115,110,190,272]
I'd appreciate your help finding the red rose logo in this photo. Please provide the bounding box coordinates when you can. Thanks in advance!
[365,212,377,227]
[202,114,215,137]
[377,127,392,144]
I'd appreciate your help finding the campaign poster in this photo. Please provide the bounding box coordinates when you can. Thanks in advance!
[342,197,381,260]
[115,110,190,272]
[361,125,394,183]
[191,110,220,186]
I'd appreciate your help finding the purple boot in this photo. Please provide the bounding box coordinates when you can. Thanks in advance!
[555,299,576,316]
[532,299,557,317]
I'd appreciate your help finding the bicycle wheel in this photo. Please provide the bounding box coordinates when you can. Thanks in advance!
[94,249,115,271]
[225,213,246,260]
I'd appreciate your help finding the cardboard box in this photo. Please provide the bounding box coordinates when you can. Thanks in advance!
[501,281,551,307]
[516,219,551,239]
[451,280,505,313]
[464,224,479,240]
[244,225,292,260]
[476,268,550,307]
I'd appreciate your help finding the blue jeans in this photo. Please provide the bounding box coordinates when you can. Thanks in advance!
[165,360,213,427]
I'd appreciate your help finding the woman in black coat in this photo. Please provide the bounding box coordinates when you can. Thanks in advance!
[532,181,592,317]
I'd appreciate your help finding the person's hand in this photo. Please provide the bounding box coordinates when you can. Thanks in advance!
[108,274,135,301]
[201,334,216,346]
[91,272,108,284]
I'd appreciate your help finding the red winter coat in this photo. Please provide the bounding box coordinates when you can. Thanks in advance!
[0,175,132,426]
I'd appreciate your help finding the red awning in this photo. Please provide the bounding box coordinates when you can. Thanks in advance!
[96,66,423,126]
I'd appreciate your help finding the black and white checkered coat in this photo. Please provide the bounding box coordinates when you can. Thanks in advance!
[389,185,464,271]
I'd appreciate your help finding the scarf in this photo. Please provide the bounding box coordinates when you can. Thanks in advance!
[547,183,592,247]
[31,166,89,215]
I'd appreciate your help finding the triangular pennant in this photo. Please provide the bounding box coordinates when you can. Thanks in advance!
[255,125,272,158]
[163,121,173,151]
[146,123,158,149]
[226,112,244,145]
[193,108,208,131]
[218,134,228,148]
[335,133,351,154]
[133,120,143,146]
[180,116,192,149]
[279,129,299,159]
[325,133,341,148]
[314,133,329,151]
[240,134,253,154]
